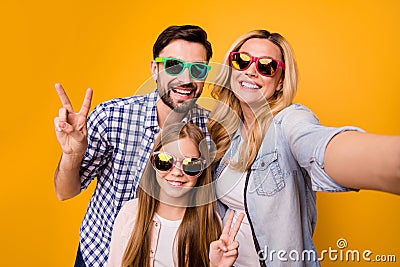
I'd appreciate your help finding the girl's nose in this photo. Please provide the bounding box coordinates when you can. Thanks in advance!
[170,162,183,176]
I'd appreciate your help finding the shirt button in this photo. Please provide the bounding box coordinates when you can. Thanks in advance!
[261,162,265,167]
[151,250,154,254]
[155,222,158,227]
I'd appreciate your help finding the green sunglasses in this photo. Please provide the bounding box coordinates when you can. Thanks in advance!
[155,57,211,80]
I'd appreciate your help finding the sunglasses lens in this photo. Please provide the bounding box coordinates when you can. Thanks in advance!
[153,152,174,172]
[164,59,185,75]
[231,53,251,70]
[190,64,209,80]
[182,157,203,176]
[258,58,278,76]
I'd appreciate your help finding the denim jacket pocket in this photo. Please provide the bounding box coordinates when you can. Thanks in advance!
[250,151,285,196]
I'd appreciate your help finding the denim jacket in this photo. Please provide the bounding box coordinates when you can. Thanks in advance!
[215,104,363,267]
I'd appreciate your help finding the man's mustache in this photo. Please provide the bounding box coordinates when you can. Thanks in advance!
[169,82,197,90]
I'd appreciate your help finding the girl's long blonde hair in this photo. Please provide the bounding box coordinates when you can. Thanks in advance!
[122,122,221,267]
[208,30,298,171]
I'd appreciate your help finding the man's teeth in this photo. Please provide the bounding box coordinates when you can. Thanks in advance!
[241,81,260,89]
[173,88,192,95]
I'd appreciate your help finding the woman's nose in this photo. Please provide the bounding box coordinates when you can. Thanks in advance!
[244,62,258,77]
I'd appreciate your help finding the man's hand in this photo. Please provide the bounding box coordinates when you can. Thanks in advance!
[54,83,93,156]
[53,83,93,200]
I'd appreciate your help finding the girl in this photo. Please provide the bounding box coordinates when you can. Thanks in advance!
[107,122,244,267]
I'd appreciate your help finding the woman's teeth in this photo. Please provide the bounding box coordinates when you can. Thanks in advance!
[241,81,260,89]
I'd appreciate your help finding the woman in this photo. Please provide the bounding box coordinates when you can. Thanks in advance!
[107,122,244,267]
[208,30,400,266]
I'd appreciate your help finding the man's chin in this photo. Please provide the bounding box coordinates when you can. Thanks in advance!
[172,101,195,113]
[160,92,198,113]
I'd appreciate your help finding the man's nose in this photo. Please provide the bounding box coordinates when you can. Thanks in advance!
[177,67,192,83]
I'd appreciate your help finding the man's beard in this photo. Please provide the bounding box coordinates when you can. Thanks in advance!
[159,83,199,113]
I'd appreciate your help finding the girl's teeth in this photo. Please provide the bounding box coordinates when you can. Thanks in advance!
[241,81,260,89]
[168,180,183,186]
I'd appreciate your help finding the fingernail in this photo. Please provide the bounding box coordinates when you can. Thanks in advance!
[59,122,66,129]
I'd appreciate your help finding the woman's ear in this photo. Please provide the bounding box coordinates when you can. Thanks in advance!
[276,76,284,91]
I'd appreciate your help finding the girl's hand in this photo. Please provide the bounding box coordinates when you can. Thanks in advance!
[209,211,245,267]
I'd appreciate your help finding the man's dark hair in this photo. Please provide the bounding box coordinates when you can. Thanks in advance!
[153,25,212,62]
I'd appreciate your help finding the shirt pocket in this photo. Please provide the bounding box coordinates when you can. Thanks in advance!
[250,151,285,196]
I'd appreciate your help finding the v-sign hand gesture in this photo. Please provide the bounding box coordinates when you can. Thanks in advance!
[54,83,93,157]
[209,210,245,267]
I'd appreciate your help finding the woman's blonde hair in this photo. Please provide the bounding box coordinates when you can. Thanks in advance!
[208,30,298,171]
[122,122,221,267]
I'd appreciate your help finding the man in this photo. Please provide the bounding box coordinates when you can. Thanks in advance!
[53,25,212,267]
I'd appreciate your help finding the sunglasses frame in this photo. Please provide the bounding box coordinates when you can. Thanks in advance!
[229,51,285,77]
[151,151,206,177]
[155,57,211,80]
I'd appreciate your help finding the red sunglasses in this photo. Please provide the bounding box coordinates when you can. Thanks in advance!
[229,52,285,77]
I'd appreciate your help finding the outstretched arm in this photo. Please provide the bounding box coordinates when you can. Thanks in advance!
[53,83,93,200]
[325,131,400,194]
[209,211,245,267]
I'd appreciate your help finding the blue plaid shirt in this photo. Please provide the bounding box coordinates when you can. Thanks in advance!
[78,89,210,266]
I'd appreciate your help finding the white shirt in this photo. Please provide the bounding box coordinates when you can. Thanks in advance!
[107,199,182,267]
[215,136,260,267]
[154,214,182,267]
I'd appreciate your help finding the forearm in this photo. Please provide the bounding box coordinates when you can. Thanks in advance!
[325,131,400,194]
[54,153,84,200]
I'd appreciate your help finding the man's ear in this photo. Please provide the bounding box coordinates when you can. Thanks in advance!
[150,60,158,81]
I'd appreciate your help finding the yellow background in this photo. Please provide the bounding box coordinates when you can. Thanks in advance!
[1,0,399,266]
